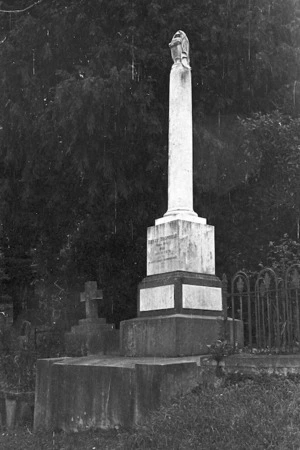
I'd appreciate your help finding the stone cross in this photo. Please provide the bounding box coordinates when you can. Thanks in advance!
[80,281,103,320]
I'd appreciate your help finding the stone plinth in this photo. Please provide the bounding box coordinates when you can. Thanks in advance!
[65,318,118,356]
[71,318,113,335]
[138,271,222,316]
[120,315,244,357]
[147,219,215,276]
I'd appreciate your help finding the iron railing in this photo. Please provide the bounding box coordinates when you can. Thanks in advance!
[224,264,300,352]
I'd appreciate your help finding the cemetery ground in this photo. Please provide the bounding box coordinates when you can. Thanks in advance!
[0,373,300,449]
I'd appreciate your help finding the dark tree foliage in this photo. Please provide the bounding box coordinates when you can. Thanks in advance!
[0,0,299,321]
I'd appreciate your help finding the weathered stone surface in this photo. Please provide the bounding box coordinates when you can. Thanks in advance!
[53,362,135,430]
[121,314,243,357]
[134,361,198,422]
[147,219,215,276]
[34,357,68,431]
[34,355,201,432]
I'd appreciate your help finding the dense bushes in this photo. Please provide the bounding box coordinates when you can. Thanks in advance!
[0,323,65,392]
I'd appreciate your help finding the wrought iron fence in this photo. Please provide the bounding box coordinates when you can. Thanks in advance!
[224,264,300,352]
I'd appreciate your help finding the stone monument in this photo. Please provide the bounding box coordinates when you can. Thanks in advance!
[34,32,243,433]
[120,30,224,357]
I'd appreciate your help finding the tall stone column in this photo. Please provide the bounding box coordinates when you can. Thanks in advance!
[165,32,195,218]
[156,31,204,226]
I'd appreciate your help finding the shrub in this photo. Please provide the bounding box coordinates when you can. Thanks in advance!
[34,326,65,358]
[0,326,36,392]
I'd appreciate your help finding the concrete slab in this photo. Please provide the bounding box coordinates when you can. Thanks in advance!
[53,354,202,367]
[34,354,204,432]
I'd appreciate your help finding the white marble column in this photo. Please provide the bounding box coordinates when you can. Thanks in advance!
[156,31,205,225]
[165,61,195,216]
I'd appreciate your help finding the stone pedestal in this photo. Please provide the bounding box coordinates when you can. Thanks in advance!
[120,215,225,355]
[121,315,244,357]
[121,179,227,356]
[147,219,215,276]
[136,217,222,322]
[71,318,111,334]
[140,217,221,321]
[121,315,219,357]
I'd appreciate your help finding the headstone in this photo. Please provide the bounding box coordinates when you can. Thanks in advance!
[64,281,119,356]
[80,281,103,320]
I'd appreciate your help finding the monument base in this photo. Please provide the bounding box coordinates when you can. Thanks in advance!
[138,271,222,316]
[120,314,244,357]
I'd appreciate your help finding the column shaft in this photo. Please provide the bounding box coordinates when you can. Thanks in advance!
[165,63,195,217]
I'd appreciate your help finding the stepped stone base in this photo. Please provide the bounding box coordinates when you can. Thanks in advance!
[71,322,114,335]
[120,314,243,357]
[65,318,119,356]
[34,355,205,432]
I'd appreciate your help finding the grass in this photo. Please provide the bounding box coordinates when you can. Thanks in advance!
[124,373,300,449]
[0,427,121,449]
[2,373,300,449]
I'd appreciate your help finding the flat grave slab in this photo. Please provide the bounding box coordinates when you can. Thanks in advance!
[34,354,205,432]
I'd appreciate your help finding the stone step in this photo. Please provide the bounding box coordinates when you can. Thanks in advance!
[78,318,107,326]
[71,323,114,335]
